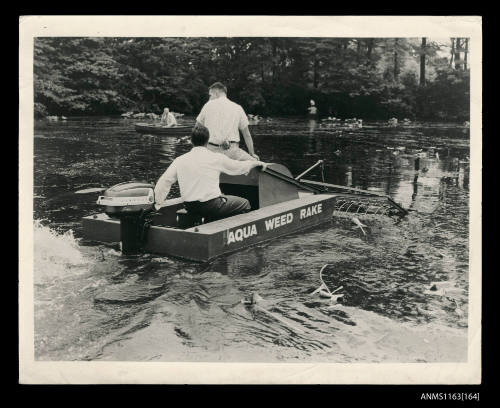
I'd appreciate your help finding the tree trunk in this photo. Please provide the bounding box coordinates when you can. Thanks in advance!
[393,38,400,80]
[313,57,319,89]
[454,38,462,70]
[420,37,426,86]
[356,39,362,62]
[366,39,374,64]
[464,38,469,70]
[450,38,455,68]
[271,42,277,84]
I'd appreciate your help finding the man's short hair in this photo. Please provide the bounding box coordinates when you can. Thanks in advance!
[191,124,210,146]
[209,82,227,94]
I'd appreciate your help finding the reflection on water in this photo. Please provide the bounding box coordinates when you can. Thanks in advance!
[33,116,470,362]
[308,119,318,134]
[345,165,353,187]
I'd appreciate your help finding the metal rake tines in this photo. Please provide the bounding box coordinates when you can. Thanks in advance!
[298,179,408,217]
[334,197,394,216]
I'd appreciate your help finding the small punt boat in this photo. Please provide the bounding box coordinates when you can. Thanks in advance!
[82,162,407,262]
[134,122,192,135]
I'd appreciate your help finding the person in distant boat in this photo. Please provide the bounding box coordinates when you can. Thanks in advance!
[307,100,318,118]
[154,124,267,222]
[196,82,259,161]
[160,107,177,127]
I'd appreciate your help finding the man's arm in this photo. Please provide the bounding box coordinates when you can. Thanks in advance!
[241,126,259,160]
[154,162,178,208]
[238,107,258,160]
[196,104,206,126]
[219,155,266,176]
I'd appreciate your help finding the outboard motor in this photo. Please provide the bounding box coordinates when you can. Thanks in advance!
[97,181,155,254]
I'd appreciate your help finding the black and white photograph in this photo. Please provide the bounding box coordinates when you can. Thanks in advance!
[19,16,482,384]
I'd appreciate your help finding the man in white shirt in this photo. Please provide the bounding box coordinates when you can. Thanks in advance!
[307,100,318,117]
[154,124,267,222]
[196,82,259,161]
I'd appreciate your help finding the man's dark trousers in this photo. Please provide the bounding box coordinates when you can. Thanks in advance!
[184,195,250,222]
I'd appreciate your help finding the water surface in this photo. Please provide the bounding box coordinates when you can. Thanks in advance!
[33,116,470,362]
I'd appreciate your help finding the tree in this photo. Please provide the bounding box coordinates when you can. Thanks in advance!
[33,36,468,121]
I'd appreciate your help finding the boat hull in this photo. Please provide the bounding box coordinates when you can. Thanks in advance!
[134,123,192,135]
[83,194,337,261]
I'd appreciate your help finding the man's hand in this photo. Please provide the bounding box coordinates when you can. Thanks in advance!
[250,153,260,160]
[256,161,268,171]
[154,197,165,210]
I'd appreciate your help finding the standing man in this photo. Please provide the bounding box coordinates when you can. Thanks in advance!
[307,100,318,118]
[196,82,259,161]
[154,124,267,222]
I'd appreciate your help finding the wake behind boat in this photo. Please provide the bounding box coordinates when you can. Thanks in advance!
[134,122,192,135]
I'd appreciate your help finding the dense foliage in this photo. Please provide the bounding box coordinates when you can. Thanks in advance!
[34,37,470,121]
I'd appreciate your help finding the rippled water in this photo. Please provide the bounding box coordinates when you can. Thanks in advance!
[33,116,470,362]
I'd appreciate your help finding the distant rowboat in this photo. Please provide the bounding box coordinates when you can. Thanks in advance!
[134,122,192,135]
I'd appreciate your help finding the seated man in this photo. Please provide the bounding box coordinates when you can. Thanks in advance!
[160,107,177,127]
[154,124,267,223]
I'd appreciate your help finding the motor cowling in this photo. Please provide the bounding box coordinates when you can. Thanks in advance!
[97,181,155,254]
[97,181,155,217]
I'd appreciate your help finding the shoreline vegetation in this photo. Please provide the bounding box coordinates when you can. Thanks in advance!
[34,37,470,122]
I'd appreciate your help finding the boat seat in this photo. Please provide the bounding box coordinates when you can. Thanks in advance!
[176,208,204,229]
